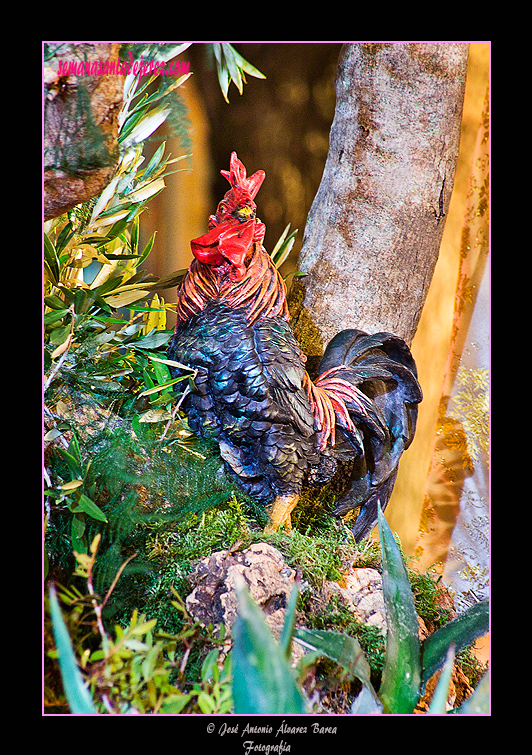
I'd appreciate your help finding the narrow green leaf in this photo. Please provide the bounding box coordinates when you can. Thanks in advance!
[201,648,220,683]
[294,627,379,706]
[378,504,421,714]
[232,579,307,715]
[271,226,298,269]
[44,294,68,310]
[48,585,97,715]
[351,685,384,714]
[44,308,69,325]
[229,45,266,80]
[421,599,489,689]
[132,330,172,350]
[212,43,230,102]
[71,493,108,523]
[427,644,455,714]
[146,354,195,371]
[280,584,299,659]
[139,376,185,396]
[217,63,230,103]
[44,234,60,285]
[130,214,139,255]
[55,222,78,254]
[140,143,166,182]
[453,671,489,714]
[222,43,243,95]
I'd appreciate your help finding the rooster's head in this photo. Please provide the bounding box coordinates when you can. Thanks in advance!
[190,152,266,279]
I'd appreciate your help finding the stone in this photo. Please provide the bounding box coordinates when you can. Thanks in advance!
[186,542,298,641]
[323,567,387,635]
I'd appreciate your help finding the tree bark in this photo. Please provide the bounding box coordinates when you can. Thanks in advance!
[288,43,469,364]
[44,43,123,221]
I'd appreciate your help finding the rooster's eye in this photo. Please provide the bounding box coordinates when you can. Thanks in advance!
[233,205,254,220]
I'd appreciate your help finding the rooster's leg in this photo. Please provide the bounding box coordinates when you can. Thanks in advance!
[264,494,300,534]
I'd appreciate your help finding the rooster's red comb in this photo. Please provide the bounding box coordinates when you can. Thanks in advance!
[220,151,265,200]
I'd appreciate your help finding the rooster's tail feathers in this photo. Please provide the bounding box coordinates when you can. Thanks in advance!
[315,328,422,541]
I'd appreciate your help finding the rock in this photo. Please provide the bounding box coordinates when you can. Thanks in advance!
[323,567,387,635]
[186,542,299,642]
[415,664,474,713]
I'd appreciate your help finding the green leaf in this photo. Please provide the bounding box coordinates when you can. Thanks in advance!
[137,231,157,267]
[201,648,220,683]
[44,294,68,310]
[230,45,266,80]
[49,323,71,346]
[71,493,108,523]
[70,513,86,552]
[132,330,172,350]
[294,627,379,705]
[453,671,489,714]
[232,578,307,715]
[271,224,298,269]
[139,376,186,397]
[44,234,60,285]
[58,436,83,479]
[351,685,384,714]
[152,358,171,385]
[161,693,192,714]
[212,43,230,102]
[427,644,455,714]
[377,504,421,714]
[222,43,244,95]
[44,308,69,325]
[280,584,299,659]
[48,584,97,714]
[139,143,166,182]
[55,222,78,254]
[421,599,489,690]
[211,43,265,102]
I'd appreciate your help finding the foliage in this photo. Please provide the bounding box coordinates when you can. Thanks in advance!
[46,537,233,714]
[48,583,97,714]
[211,43,266,103]
[44,42,270,715]
[46,490,488,715]
[232,579,307,714]
[230,505,489,715]
[44,44,217,568]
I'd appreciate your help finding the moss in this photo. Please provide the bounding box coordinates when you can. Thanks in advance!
[409,568,453,629]
[456,645,487,690]
[304,593,386,683]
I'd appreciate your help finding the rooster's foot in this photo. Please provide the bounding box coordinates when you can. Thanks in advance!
[264,494,299,534]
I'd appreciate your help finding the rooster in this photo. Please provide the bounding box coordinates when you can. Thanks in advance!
[167,152,422,540]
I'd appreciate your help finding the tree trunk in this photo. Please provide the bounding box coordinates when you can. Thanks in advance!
[288,43,469,365]
[44,43,123,221]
